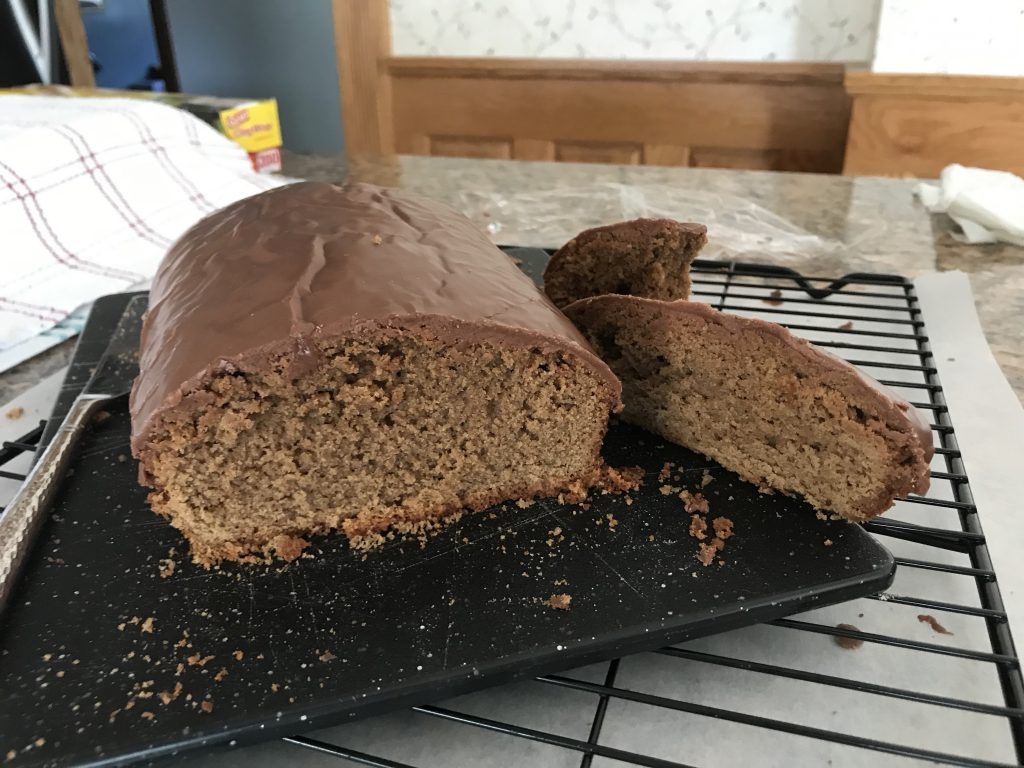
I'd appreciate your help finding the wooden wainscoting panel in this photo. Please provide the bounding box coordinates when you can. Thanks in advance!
[430,136,512,159]
[643,143,692,167]
[388,59,850,173]
[844,72,1024,177]
[691,147,841,172]
[555,141,642,165]
[512,138,556,161]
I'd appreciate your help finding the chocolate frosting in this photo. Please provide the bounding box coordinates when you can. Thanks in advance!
[564,295,934,491]
[129,182,621,453]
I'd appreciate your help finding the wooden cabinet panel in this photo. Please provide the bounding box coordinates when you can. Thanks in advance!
[844,95,1024,177]
[690,147,839,172]
[430,136,512,159]
[843,72,1024,177]
[555,142,642,165]
[512,138,556,161]
[643,143,691,167]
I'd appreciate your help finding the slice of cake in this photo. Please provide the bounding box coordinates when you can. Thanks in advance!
[563,295,933,520]
[130,182,622,566]
[543,219,707,308]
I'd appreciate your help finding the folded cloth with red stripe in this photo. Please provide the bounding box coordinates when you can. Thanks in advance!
[0,95,290,364]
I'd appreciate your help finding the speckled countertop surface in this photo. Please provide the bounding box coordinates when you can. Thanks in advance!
[3,152,1023,404]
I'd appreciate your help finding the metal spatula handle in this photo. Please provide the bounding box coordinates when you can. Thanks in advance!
[0,394,108,615]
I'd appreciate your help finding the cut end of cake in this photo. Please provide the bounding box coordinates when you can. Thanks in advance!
[136,330,617,566]
[543,218,707,308]
[564,296,933,521]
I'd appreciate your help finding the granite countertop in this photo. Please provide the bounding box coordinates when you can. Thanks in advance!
[3,152,1023,405]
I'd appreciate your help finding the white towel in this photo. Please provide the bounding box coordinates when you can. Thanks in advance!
[915,164,1024,246]
[0,95,289,354]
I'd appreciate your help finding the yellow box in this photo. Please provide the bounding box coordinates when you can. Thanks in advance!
[219,100,283,154]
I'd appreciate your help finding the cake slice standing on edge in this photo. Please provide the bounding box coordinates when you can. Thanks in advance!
[563,295,933,521]
[130,182,622,566]
[542,218,708,308]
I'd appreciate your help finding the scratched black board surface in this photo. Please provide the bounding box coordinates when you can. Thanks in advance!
[0,251,895,767]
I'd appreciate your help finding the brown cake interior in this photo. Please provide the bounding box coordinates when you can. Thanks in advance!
[138,333,613,565]
[543,219,707,308]
[565,297,932,520]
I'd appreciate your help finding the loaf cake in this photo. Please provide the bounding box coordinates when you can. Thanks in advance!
[130,182,622,565]
[563,296,933,520]
[543,219,707,308]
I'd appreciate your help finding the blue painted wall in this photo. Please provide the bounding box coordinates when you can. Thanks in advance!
[166,0,345,154]
[81,0,161,89]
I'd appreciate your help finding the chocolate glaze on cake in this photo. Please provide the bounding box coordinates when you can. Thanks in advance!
[130,182,621,458]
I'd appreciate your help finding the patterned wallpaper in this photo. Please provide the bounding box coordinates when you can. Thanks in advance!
[390,0,882,62]
[873,0,1024,76]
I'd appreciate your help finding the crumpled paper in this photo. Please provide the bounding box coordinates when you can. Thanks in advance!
[916,164,1024,246]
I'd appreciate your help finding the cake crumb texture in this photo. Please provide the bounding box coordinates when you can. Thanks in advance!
[546,593,572,610]
[565,296,933,521]
[139,336,611,566]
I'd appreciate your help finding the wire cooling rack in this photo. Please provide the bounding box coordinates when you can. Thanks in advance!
[1,259,1021,767]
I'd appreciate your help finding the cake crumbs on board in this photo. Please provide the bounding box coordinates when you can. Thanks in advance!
[696,543,719,567]
[679,491,709,515]
[158,682,183,705]
[546,593,572,610]
[763,289,784,306]
[158,548,177,579]
[688,515,707,541]
[595,464,643,493]
[5,406,24,420]
[712,517,734,540]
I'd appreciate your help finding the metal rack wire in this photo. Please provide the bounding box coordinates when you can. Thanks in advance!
[1,260,1020,767]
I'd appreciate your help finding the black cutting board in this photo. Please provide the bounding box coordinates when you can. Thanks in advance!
[0,250,894,767]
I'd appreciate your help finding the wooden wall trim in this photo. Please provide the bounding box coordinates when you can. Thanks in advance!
[845,71,1024,99]
[54,0,95,88]
[389,57,845,86]
[843,71,1024,177]
[332,0,394,156]
[387,57,850,172]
